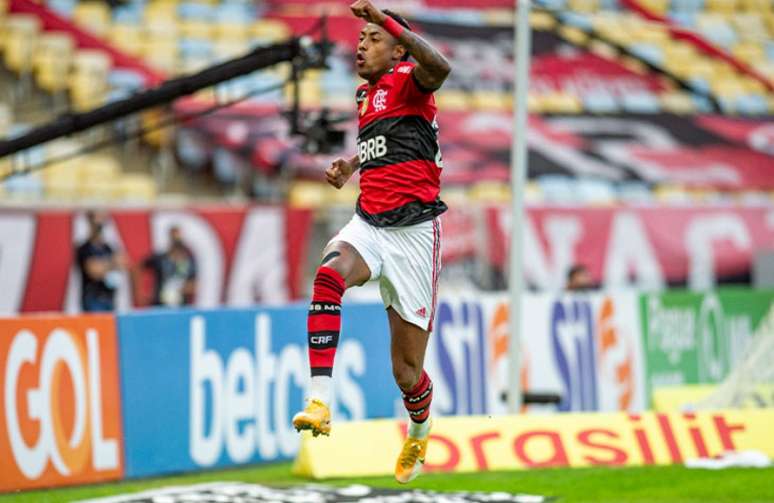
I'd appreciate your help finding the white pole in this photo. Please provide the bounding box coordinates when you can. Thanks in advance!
[507,0,532,414]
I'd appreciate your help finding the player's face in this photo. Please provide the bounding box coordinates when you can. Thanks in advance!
[356,24,401,80]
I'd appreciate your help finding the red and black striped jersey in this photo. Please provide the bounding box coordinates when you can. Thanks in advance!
[355,61,447,227]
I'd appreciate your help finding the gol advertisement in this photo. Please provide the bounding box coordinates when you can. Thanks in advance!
[0,315,124,491]
[293,409,774,479]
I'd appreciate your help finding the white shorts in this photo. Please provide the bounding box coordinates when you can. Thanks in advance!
[330,213,442,331]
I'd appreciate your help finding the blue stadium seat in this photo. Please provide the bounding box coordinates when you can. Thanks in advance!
[217,4,254,23]
[180,38,213,59]
[735,94,769,114]
[112,4,143,24]
[109,69,146,92]
[630,43,664,65]
[617,181,655,203]
[582,91,620,112]
[669,11,696,28]
[599,0,620,10]
[536,175,577,204]
[179,2,213,20]
[621,92,662,113]
[47,0,76,18]
[3,172,44,198]
[765,41,774,62]
[691,94,714,112]
[688,77,711,93]
[559,11,593,30]
[535,0,568,9]
[576,178,616,204]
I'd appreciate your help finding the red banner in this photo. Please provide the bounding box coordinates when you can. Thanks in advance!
[0,206,312,314]
[470,205,774,290]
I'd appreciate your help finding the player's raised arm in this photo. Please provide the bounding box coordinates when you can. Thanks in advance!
[350,0,451,91]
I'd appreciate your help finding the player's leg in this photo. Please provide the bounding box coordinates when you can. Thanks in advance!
[293,239,372,436]
[380,218,441,482]
[389,310,434,483]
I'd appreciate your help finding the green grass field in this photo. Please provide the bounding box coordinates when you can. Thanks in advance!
[3,463,773,503]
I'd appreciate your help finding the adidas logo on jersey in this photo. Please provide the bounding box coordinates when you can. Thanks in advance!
[416,307,427,318]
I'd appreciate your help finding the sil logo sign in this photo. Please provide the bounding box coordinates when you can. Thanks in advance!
[0,316,124,491]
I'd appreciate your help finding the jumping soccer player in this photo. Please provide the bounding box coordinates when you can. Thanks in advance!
[292,0,451,484]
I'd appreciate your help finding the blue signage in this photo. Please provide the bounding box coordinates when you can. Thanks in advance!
[116,303,393,478]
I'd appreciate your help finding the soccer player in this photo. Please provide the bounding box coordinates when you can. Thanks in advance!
[292,0,451,484]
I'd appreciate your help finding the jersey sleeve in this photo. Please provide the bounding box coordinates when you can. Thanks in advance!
[393,62,433,104]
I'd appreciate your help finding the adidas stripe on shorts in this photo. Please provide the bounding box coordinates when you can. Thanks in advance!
[330,213,441,331]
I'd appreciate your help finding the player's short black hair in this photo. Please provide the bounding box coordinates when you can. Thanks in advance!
[383,9,411,61]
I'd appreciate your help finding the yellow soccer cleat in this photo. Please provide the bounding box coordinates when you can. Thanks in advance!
[292,399,331,437]
[394,426,431,484]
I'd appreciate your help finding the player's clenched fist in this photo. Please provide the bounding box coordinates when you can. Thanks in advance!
[326,158,355,189]
[350,0,386,24]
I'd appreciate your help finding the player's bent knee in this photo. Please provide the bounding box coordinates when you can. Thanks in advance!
[392,363,421,392]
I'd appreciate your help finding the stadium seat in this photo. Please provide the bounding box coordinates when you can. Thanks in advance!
[3,14,41,75]
[329,183,358,206]
[530,11,557,30]
[112,3,143,24]
[469,182,511,203]
[539,92,584,113]
[3,172,44,199]
[621,92,662,112]
[143,40,180,72]
[537,176,577,204]
[215,22,250,43]
[251,20,291,43]
[109,24,144,56]
[117,173,157,201]
[617,181,655,203]
[73,1,111,37]
[576,178,616,205]
[433,90,468,111]
[0,103,11,137]
[79,179,121,200]
[706,0,738,14]
[147,19,181,44]
[33,32,75,94]
[697,14,738,48]
[660,91,698,113]
[582,91,620,112]
[181,20,214,39]
[669,12,697,28]
[213,40,248,61]
[640,0,670,15]
[654,184,693,203]
[568,0,600,13]
[472,91,511,111]
[47,0,77,18]
[178,2,213,20]
[630,42,664,65]
[69,49,111,111]
[82,154,121,181]
[289,181,329,208]
[144,1,178,23]
[735,94,769,114]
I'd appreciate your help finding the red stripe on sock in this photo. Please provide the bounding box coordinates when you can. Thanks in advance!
[308,266,345,377]
[310,348,336,369]
[308,313,341,332]
[402,370,433,424]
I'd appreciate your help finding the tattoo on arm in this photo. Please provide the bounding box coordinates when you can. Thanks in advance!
[397,30,451,91]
